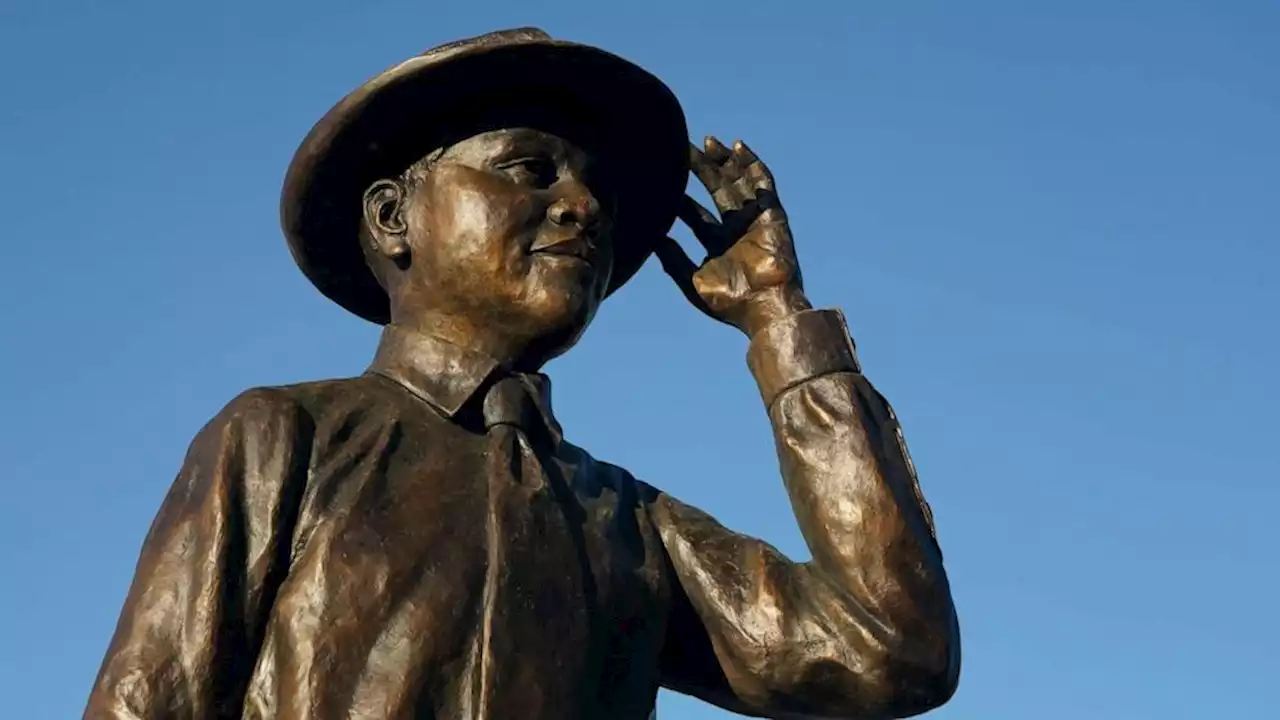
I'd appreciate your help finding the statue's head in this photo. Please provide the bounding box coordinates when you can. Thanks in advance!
[281,28,688,369]
[359,125,616,367]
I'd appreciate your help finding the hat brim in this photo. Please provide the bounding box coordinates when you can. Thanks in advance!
[281,38,689,324]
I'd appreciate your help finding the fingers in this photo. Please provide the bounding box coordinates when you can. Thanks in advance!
[703,136,733,165]
[653,237,714,315]
[680,193,720,229]
[689,136,777,215]
[677,195,733,256]
[653,235,697,279]
[737,141,775,193]
[688,143,725,200]
[729,175,754,202]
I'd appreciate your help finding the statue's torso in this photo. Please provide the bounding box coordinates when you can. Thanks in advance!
[234,374,673,719]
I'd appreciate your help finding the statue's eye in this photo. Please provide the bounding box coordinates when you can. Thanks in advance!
[498,157,557,187]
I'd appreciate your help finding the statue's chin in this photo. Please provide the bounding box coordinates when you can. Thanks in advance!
[515,299,597,369]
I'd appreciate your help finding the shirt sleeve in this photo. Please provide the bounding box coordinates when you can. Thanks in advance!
[84,388,313,720]
[650,309,960,719]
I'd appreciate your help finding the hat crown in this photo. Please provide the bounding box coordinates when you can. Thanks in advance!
[418,27,552,63]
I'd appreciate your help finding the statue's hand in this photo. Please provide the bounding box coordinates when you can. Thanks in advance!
[655,137,811,337]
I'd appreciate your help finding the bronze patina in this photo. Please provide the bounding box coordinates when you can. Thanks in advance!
[86,28,960,720]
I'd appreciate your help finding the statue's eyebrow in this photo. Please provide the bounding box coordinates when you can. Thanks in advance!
[494,128,565,157]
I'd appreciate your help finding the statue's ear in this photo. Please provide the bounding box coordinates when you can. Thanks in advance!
[362,179,410,264]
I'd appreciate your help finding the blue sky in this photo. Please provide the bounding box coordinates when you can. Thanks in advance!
[1,1,1277,718]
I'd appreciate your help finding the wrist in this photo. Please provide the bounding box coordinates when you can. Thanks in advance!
[742,285,812,338]
[746,308,861,407]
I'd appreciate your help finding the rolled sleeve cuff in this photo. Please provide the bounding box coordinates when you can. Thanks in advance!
[746,309,861,408]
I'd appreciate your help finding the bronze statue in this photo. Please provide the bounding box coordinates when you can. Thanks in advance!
[86,28,959,720]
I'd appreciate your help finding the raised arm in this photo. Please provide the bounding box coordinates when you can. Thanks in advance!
[650,139,959,719]
[84,389,310,719]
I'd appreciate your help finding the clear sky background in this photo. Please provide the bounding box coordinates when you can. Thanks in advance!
[1,1,1277,718]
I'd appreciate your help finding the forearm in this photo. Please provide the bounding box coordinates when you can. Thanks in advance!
[749,307,955,670]
[652,306,958,717]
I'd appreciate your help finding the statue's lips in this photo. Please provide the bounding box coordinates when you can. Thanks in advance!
[530,236,597,265]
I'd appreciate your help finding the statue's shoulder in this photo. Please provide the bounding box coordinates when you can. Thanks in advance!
[210,374,390,433]
[559,442,663,508]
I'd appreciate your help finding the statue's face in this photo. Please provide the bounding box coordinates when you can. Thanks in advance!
[368,127,616,363]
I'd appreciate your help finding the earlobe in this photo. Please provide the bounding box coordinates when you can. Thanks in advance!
[362,179,410,261]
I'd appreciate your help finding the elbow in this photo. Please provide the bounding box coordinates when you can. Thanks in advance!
[880,613,962,716]
[890,654,959,717]
[781,619,960,720]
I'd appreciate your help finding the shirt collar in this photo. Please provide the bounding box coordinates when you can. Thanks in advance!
[367,324,562,442]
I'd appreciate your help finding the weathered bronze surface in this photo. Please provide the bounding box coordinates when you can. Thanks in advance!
[86,28,960,720]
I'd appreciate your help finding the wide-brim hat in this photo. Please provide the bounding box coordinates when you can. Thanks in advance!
[280,27,689,324]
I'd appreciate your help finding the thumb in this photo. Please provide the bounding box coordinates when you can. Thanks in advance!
[653,237,713,315]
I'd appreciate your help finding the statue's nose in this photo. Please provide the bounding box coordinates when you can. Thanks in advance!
[548,186,602,237]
